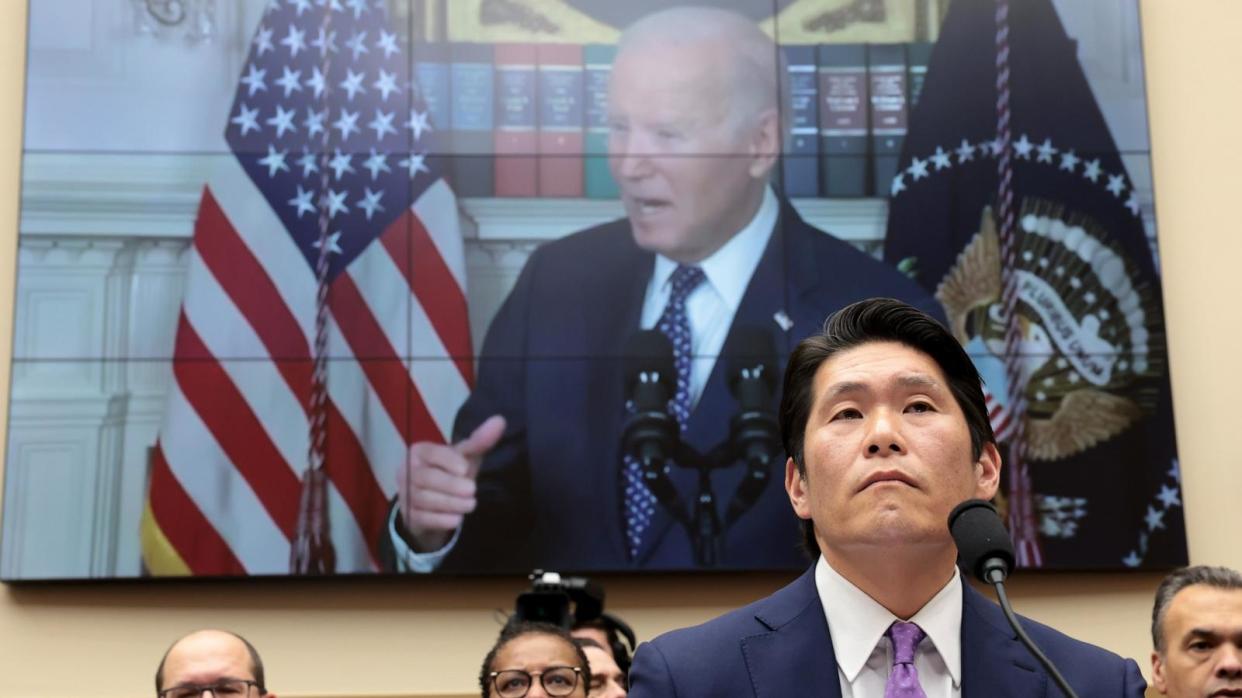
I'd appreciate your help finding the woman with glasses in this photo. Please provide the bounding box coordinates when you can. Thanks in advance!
[480,622,591,698]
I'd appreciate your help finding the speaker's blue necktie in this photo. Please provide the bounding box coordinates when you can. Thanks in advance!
[623,265,705,559]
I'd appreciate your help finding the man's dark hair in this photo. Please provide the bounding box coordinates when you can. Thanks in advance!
[479,621,591,698]
[778,297,997,556]
[571,616,633,674]
[1151,565,1242,653]
[154,630,265,694]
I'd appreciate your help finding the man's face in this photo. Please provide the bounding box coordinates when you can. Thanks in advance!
[1152,585,1242,697]
[607,41,777,264]
[159,631,268,697]
[583,646,627,698]
[785,341,1000,558]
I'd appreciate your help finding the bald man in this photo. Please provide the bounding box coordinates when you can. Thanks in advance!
[155,629,273,698]
[384,6,937,573]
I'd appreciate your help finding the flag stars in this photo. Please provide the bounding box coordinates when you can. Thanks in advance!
[955,139,976,163]
[288,185,316,218]
[253,26,274,56]
[1082,158,1102,182]
[368,109,397,140]
[333,108,360,140]
[296,152,319,177]
[304,108,326,138]
[1126,191,1141,216]
[1013,134,1034,159]
[399,152,430,179]
[930,146,951,170]
[363,149,391,179]
[231,103,261,136]
[406,109,431,140]
[358,187,385,220]
[1157,484,1181,509]
[340,69,367,101]
[313,231,344,255]
[346,31,369,60]
[1059,149,1079,172]
[907,156,929,180]
[373,69,400,102]
[280,25,306,58]
[306,67,326,99]
[328,149,354,179]
[257,145,289,177]
[891,173,906,196]
[346,0,370,18]
[1106,173,1127,197]
[240,64,267,96]
[288,0,312,15]
[1035,138,1057,163]
[377,30,400,58]
[1145,505,1166,531]
[1122,551,1141,568]
[266,105,298,138]
[312,27,337,56]
[322,189,349,218]
[275,66,303,97]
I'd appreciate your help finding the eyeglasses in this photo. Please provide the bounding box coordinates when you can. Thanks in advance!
[158,678,262,698]
[489,666,582,697]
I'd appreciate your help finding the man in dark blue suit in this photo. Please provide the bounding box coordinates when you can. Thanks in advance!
[628,298,1147,696]
[383,7,936,573]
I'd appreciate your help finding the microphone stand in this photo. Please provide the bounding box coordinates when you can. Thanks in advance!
[982,563,1081,698]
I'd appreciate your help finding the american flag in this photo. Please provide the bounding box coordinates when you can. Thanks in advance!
[140,0,472,575]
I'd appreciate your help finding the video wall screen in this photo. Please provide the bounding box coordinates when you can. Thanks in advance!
[3,0,1184,579]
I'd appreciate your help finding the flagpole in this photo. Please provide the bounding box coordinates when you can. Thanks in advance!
[993,0,1042,567]
[291,3,338,576]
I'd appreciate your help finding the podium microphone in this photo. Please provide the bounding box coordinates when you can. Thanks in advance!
[948,499,1080,698]
[621,331,682,513]
[725,327,780,525]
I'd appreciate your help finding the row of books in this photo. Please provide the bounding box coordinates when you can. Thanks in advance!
[413,42,931,199]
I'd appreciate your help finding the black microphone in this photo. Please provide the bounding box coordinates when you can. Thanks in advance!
[725,328,780,525]
[621,331,682,515]
[948,500,1080,698]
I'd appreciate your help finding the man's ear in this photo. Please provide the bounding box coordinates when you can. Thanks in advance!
[973,441,1002,500]
[747,107,781,179]
[785,456,812,521]
[1150,651,1167,694]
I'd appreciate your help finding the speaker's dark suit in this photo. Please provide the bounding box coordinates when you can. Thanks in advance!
[629,566,1146,696]
[426,199,939,571]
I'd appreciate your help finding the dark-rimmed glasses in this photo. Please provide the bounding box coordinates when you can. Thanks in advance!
[489,666,582,697]
[158,678,262,698]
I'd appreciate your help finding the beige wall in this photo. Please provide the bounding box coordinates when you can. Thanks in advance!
[2,1,1241,696]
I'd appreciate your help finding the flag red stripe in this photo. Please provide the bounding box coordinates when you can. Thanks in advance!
[329,272,445,445]
[326,401,388,564]
[148,444,246,575]
[380,211,474,386]
[173,312,301,539]
[195,187,313,409]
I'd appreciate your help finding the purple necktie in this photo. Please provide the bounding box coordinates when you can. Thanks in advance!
[623,265,705,558]
[884,621,927,698]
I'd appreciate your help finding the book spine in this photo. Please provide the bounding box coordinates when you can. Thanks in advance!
[537,43,585,197]
[906,41,933,110]
[781,44,820,198]
[449,42,495,197]
[583,43,618,199]
[494,43,539,197]
[817,43,869,197]
[868,43,909,197]
[412,42,451,181]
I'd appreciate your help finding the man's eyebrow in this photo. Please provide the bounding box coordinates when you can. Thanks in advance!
[897,373,940,389]
[1185,628,1221,641]
[826,381,868,398]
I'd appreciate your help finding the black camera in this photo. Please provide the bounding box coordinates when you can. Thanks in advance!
[513,570,636,673]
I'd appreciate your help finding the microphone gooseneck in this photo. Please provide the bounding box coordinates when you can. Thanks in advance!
[948,499,1080,698]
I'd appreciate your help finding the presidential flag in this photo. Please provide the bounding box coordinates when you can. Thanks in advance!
[140,0,471,575]
[883,0,1186,569]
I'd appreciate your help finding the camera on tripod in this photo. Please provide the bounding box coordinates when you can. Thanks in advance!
[512,570,636,673]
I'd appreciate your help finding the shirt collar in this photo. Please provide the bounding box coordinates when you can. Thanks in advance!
[650,185,778,310]
[814,555,963,687]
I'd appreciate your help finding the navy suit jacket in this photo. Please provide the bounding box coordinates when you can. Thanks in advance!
[434,199,939,572]
[629,566,1146,697]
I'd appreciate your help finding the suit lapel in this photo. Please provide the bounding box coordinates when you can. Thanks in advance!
[740,568,843,698]
[960,584,1048,697]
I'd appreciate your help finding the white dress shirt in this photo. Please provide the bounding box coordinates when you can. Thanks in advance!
[390,186,779,571]
[815,555,963,698]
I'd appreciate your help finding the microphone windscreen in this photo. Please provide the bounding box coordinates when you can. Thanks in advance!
[948,499,1015,583]
[726,327,776,396]
[623,330,675,393]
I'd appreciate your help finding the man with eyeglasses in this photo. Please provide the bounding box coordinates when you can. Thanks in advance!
[480,622,590,698]
[155,629,272,698]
